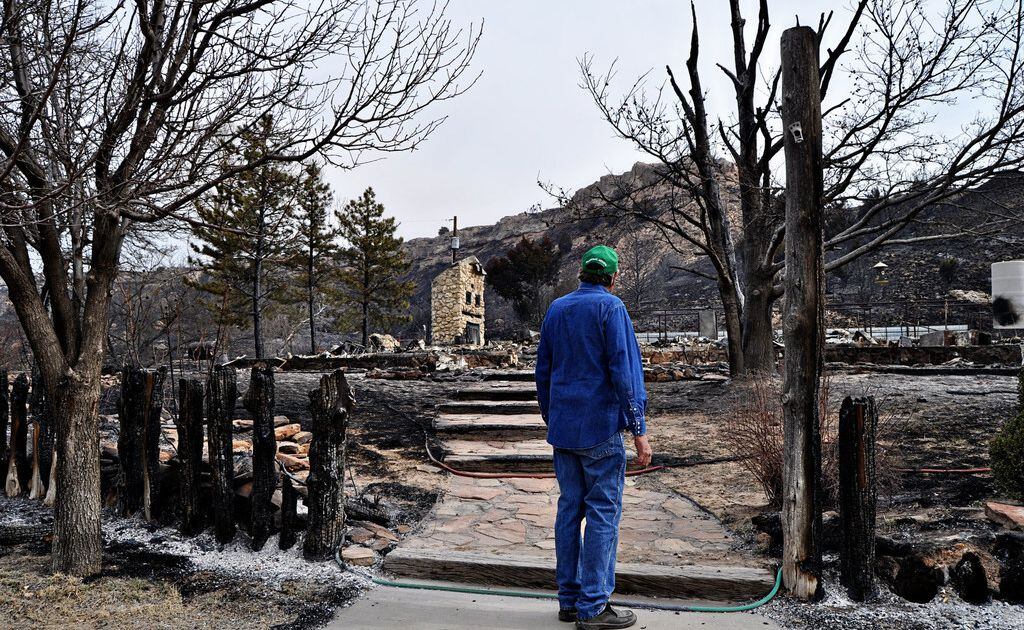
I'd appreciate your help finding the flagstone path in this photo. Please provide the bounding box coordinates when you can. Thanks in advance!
[382,371,775,603]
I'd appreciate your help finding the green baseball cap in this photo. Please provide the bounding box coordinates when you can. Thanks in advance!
[581,245,619,277]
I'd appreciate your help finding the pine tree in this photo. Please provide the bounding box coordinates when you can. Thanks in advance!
[189,116,298,358]
[333,187,414,346]
[291,162,338,354]
[485,236,560,328]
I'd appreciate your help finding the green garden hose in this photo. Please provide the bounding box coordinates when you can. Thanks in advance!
[336,548,782,614]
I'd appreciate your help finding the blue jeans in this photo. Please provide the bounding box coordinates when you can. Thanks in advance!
[552,432,626,620]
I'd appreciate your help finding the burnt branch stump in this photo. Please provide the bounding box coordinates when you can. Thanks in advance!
[117,366,167,520]
[177,378,206,537]
[207,365,238,544]
[244,363,278,551]
[839,396,877,601]
[303,369,354,561]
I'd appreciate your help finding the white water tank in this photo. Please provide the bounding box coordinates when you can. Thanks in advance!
[992,261,1024,329]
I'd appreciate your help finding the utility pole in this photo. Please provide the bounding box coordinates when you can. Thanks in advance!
[451,215,460,264]
[780,24,825,602]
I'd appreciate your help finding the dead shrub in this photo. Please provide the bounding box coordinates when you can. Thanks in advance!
[722,373,905,509]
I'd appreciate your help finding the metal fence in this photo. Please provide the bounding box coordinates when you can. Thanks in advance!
[648,299,1003,342]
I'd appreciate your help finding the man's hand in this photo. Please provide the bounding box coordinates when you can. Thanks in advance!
[633,435,652,468]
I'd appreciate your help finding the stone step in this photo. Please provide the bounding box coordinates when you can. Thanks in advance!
[437,400,539,416]
[481,370,536,382]
[383,548,776,602]
[440,438,637,473]
[452,383,537,402]
[433,413,547,440]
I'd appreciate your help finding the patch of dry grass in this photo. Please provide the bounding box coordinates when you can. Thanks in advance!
[0,549,291,629]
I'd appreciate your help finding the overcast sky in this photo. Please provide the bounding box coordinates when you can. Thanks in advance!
[326,0,854,241]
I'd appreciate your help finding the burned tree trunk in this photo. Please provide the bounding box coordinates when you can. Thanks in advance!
[780,25,825,601]
[207,365,237,544]
[243,363,277,551]
[303,369,354,560]
[117,366,167,519]
[177,379,206,537]
[6,374,29,496]
[839,396,877,601]
[279,474,299,551]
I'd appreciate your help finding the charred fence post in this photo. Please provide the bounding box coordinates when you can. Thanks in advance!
[207,365,237,544]
[839,396,878,601]
[29,367,53,499]
[0,370,7,465]
[303,369,354,560]
[243,363,278,551]
[279,474,299,551]
[6,374,30,495]
[117,366,167,519]
[177,378,206,536]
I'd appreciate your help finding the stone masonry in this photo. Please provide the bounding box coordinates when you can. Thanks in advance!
[431,256,486,346]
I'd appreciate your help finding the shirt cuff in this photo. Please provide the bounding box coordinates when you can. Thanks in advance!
[627,403,646,436]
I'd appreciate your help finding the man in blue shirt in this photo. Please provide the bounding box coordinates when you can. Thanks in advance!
[536,245,652,630]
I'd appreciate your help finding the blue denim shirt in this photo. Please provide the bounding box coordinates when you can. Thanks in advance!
[535,282,648,449]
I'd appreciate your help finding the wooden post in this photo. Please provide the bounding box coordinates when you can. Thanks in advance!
[780,25,826,601]
[177,378,205,536]
[839,396,877,601]
[29,368,52,499]
[6,374,29,495]
[117,366,167,519]
[0,369,7,466]
[207,365,237,544]
[243,363,278,551]
[279,474,299,551]
[303,369,354,560]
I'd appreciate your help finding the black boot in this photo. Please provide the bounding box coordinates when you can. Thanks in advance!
[575,604,637,629]
[558,608,578,622]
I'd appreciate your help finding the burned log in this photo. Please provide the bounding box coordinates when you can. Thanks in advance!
[117,366,167,519]
[5,374,29,496]
[243,363,278,551]
[279,474,299,551]
[0,523,51,546]
[838,396,877,601]
[177,378,206,536]
[207,365,237,544]
[303,369,354,561]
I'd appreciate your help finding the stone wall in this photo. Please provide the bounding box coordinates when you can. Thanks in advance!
[431,257,486,346]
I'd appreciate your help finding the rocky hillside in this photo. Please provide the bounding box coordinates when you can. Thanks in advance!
[401,164,1024,334]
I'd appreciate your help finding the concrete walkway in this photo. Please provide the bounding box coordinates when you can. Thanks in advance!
[329,584,782,629]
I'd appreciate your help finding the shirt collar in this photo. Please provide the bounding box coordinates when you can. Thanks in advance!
[577,281,609,293]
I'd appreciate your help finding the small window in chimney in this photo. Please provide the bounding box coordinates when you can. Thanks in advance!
[475,294,481,307]
[465,291,472,305]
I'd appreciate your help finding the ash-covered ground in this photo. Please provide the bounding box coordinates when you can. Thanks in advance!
[4,367,1024,628]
